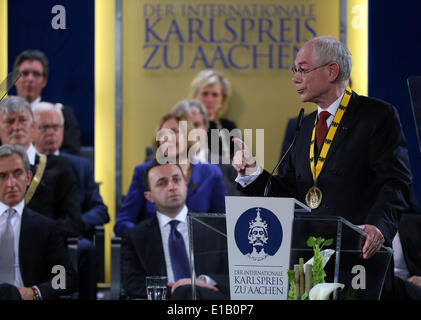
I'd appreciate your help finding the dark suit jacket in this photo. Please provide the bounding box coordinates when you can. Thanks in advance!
[27,154,84,238]
[240,91,413,246]
[60,152,109,235]
[19,207,78,299]
[61,105,81,156]
[56,104,81,156]
[121,216,229,299]
[399,213,421,277]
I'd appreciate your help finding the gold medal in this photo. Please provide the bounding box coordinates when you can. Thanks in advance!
[305,185,322,209]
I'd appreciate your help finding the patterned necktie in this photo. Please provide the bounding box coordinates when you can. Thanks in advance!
[0,208,16,284]
[168,220,190,282]
[316,111,331,151]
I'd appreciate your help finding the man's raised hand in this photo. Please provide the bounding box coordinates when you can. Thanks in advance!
[232,138,258,176]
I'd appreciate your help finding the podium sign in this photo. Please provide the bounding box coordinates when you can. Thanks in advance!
[225,196,296,300]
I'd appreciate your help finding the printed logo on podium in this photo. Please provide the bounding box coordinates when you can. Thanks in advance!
[234,207,283,261]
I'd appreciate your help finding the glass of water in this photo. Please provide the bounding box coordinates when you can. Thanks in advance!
[146,276,168,300]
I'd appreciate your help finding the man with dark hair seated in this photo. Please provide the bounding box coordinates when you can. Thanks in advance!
[0,144,77,300]
[121,161,229,300]
[13,49,81,155]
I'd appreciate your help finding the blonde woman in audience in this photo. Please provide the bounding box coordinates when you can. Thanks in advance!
[190,69,239,159]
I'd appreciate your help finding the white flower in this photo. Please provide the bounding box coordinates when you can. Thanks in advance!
[309,283,345,300]
[304,249,335,273]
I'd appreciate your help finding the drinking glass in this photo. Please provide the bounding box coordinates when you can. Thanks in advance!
[146,276,168,300]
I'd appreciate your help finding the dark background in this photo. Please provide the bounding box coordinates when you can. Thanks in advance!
[8,0,94,146]
[368,0,421,207]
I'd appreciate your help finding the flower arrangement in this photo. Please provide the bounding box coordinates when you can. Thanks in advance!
[288,236,344,300]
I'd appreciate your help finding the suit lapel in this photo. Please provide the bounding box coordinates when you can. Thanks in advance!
[30,154,40,177]
[19,208,35,284]
[322,91,360,166]
[141,217,167,276]
[296,111,317,178]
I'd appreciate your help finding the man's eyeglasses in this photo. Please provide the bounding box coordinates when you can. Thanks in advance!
[291,62,330,76]
[20,70,43,78]
[38,124,63,132]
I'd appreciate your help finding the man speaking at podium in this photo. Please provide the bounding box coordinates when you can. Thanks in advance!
[232,36,414,299]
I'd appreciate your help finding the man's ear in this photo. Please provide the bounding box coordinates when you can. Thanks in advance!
[144,191,154,204]
[327,62,340,83]
[26,170,33,186]
[41,76,48,89]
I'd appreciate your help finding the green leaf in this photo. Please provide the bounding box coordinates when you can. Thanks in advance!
[316,237,325,246]
[288,281,295,300]
[288,269,295,282]
[323,238,334,247]
[306,236,316,247]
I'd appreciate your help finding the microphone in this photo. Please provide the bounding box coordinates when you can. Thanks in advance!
[263,108,305,197]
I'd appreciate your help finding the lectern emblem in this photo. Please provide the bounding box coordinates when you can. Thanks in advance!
[234,207,283,261]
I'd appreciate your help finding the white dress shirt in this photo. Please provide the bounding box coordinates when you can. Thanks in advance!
[156,206,217,286]
[156,206,190,283]
[29,96,41,109]
[26,143,37,166]
[0,200,25,287]
[235,91,345,187]
[393,232,410,280]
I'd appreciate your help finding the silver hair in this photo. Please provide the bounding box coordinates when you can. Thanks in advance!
[308,36,352,84]
[0,95,34,121]
[32,101,65,125]
[172,99,209,129]
[0,144,30,173]
[189,69,232,103]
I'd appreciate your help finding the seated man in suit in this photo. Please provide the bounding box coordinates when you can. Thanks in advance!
[32,102,109,238]
[13,49,81,155]
[121,161,229,300]
[0,144,78,300]
[0,95,83,238]
[32,101,110,300]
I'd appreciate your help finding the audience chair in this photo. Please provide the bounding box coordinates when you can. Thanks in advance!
[111,236,122,300]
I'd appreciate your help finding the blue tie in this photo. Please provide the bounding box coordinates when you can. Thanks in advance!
[168,220,190,282]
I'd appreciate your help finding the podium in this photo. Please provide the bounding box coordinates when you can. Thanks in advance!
[187,200,393,300]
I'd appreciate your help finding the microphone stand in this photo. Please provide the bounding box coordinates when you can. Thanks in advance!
[263,108,304,197]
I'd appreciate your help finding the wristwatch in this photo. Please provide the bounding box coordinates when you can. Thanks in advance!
[32,287,41,300]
